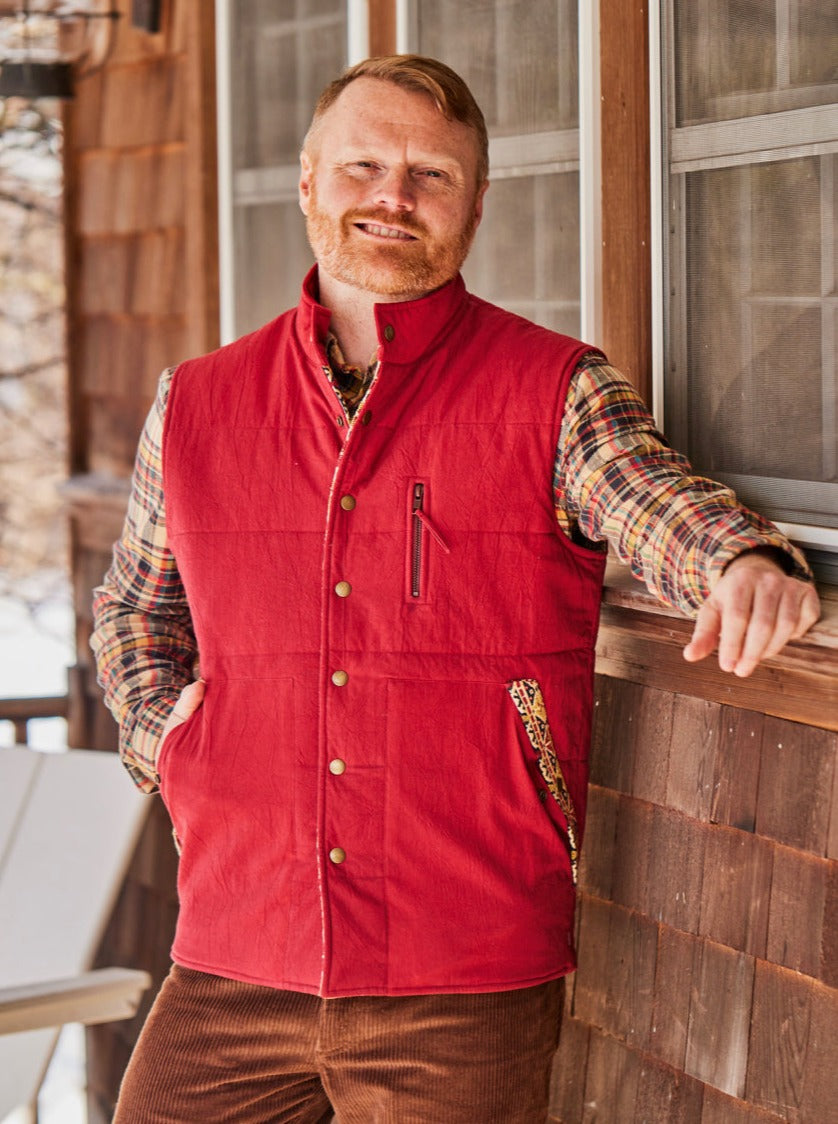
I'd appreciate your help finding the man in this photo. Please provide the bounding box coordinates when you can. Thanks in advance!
[92,55,819,1123]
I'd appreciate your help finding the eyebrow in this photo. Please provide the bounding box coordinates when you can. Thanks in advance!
[335,149,466,173]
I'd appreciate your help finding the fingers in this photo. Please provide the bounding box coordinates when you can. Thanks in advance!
[683,600,721,665]
[172,678,206,719]
[683,556,820,677]
[718,579,778,677]
[160,679,205,746]
[790,583,822,638]
[724,575,819,676]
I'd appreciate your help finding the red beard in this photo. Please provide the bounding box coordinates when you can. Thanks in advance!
[305,193,479,299]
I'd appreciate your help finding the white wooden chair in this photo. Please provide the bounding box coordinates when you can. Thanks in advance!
[0,746,151,1122]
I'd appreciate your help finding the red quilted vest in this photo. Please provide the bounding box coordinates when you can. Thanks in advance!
[160,268,606,996]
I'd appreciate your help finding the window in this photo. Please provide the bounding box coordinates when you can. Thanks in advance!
[217,0,348,339]
[401,0,581,334]
[658,0,838,556]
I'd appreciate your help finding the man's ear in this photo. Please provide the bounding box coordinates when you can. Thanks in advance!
[473,180,489,227]
[299,151,313,215]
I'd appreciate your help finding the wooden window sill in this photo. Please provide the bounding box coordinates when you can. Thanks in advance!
[597,561,838,732]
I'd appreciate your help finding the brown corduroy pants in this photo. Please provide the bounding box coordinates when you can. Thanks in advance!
[113,965,564,1123]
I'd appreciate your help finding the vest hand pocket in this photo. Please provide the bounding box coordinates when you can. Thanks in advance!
[507,677,579,886]
[157,678,205,777]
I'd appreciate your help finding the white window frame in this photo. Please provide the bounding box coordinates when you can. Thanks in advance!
[649,0,838,552]
[578,0,602,346]
[215,0,236,345]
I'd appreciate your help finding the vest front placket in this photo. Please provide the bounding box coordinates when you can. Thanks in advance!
[315,359,391,996]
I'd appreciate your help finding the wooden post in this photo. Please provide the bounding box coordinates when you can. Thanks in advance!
[369,0,397,57]
[183,0,220,357]
[599,1,652,400]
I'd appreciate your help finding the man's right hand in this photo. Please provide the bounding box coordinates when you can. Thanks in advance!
[160,678,205,749]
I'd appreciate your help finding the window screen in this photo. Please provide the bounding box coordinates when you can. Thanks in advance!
[662,0,838,535]
[408,0,580,333]
[225,0,347,335]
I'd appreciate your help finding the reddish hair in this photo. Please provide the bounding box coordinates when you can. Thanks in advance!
[305,54,489,185]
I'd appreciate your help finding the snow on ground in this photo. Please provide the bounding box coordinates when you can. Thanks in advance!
[0,573,85,1124]
[0,570,73,750]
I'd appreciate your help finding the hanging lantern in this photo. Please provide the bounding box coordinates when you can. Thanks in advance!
[0,1,120,100]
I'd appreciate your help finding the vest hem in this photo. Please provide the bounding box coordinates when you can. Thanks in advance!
[170,952,576,998]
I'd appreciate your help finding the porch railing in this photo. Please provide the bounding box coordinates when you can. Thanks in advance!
[0,695,68,745]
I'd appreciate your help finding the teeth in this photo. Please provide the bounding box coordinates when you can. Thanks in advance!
[362,224,412,240]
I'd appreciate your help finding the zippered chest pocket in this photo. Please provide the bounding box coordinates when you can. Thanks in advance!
[405,480,450,603]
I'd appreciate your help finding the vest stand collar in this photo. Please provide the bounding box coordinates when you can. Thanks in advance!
[296,265,469,368]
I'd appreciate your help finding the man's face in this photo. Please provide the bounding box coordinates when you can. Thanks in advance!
[299,77,487,302]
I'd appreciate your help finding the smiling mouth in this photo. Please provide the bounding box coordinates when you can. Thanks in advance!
[355,222,417,241]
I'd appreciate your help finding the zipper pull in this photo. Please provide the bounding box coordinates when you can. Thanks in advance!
[412,483,451,554]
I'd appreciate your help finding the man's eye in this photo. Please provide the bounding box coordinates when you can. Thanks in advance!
[419,169,444,178]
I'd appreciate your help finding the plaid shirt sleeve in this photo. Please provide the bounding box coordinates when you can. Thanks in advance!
[90,368,197,793]
[555,355,813,616]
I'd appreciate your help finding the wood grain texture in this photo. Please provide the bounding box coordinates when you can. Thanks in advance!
[610,795,655,915]
[598,0,651,396]
[755,716,836,855]
[582,1029,642,1122]
[79,315,187,391]
[650,925,694,1070]
[625,683,675,806]
[99,58,185,149]
[76,146,186,236]
[77,231,186,317]
[710,707,765,833]
[590,675,642,793]
[369,0,396,56]
[182,0,220,358]
[747,961,838,1122]
[823,864,838,990]
[573,896,657,1050]
[666,695,720,821]
[549,1015,590,1123]
[635,1056,705,1123]
[649,806,708,934]
[577,784,618,901]
[684,942,755,1098]
[697,827,773,959]
[700,1086,788,1123]
[766,845,829,979]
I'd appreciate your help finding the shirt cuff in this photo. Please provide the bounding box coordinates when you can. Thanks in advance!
[118,691,179,793]
[706,530,814,591]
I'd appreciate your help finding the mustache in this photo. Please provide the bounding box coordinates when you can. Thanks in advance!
[345,208,428,237]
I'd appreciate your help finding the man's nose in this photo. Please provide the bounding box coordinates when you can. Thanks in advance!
[374,167,415,211]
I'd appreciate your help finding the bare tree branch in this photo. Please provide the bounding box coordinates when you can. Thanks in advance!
[0,358,64,381]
